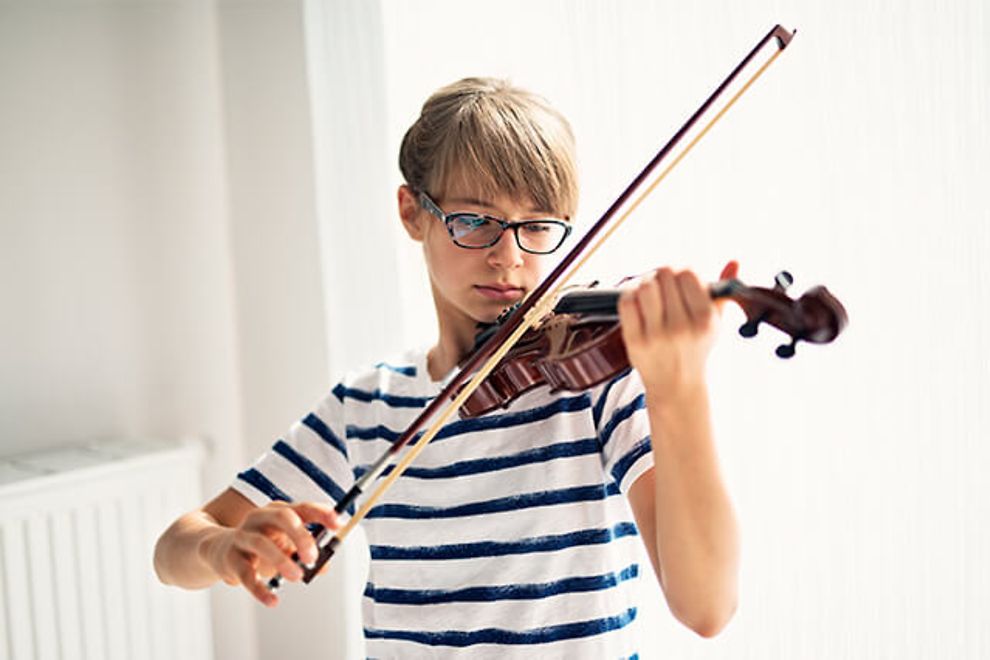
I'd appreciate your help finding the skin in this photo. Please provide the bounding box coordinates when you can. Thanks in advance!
[154,179,740,637]
[619,263,741,637]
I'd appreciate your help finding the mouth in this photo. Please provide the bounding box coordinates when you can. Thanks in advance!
[474,284,525,302]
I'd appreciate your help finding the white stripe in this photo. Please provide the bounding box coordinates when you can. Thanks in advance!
[363,613,638,659]
[363,494,630,548]
[365,534,642,593]
[363,577,639,627]
[366,456,607,512]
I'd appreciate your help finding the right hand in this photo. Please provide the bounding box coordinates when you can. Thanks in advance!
[202,501,340,606]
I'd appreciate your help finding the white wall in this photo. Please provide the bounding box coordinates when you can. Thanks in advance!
[214,2,363,658]
[0,2,344,659]
[0,3,250,658]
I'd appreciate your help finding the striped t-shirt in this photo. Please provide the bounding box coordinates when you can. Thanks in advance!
[233,348,655,658]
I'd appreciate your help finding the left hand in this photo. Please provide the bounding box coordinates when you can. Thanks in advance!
[618,261,739,397]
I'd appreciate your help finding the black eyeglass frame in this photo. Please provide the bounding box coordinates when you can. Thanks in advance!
[418,191,572,255]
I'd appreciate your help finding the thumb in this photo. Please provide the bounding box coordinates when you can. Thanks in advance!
[715,260,740,313]
[718,259,739,281]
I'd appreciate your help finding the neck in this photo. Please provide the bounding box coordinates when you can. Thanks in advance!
[427,326,476,382]
[427,291,480,382]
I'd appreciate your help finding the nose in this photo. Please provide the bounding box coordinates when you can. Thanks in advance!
[486,229,525,270]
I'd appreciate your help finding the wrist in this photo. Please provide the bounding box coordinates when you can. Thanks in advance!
[645,378,709,413]
[197,522,232,578]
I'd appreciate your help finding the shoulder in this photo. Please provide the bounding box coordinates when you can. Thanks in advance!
[331,347,434,408]
[589,368,646,425]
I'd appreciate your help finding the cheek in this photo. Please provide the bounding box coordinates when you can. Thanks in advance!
[423,229,470,283]
[524,255,549,283]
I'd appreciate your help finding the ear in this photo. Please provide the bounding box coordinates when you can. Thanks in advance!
[398,185,426,242]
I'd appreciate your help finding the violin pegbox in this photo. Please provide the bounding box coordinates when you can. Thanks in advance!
[724,270,848,359]
[735,270,791,344]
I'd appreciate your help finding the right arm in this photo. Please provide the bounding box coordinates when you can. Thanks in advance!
[153,487,339,606]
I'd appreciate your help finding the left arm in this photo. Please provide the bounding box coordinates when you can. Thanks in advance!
[619,263,741,637]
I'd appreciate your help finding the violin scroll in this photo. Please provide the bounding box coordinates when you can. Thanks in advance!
[711,270,848,358]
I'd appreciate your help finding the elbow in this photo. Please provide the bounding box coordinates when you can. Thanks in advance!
[152,531,172,585]
[689,611,734,638]
[671,597,737,638]
[693,606,737,638]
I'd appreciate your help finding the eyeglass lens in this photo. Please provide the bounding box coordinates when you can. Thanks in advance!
[447,215,566,253]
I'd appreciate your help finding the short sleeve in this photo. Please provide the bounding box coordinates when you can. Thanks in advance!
[231,386,356,513]
[593,368,654,493]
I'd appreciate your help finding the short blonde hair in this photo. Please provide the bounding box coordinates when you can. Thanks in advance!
[399,78,578,219]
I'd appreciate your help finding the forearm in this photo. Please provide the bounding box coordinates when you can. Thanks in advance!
[153,511,229,589]
[647,384,739,634]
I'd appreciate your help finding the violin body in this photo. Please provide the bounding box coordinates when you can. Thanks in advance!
[459,315,629,417]
[458,273,848,418]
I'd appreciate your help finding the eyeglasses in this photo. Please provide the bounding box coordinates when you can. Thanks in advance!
[419,191,572,255]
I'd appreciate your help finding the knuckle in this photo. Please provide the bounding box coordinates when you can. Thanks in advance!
[240,530,273,554]
[231,527,253,546]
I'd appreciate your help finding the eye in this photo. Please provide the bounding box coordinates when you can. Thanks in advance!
[447,214,500,246]
[450,214,491,233]
[521,223,553,234]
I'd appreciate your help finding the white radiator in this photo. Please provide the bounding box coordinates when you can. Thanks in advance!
[0,440,213,660]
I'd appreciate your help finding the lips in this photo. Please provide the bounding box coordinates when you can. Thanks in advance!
[474,284,524,302]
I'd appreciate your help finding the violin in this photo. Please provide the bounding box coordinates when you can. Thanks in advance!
[458,271,848,417]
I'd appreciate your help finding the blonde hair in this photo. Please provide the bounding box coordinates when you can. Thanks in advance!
[399,78,578,219]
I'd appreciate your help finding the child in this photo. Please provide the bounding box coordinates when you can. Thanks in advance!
[155,77,739,657]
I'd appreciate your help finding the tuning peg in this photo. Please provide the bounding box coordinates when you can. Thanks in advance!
[738,320,760,338]
[775,339,796,359]
[774,270,794,291]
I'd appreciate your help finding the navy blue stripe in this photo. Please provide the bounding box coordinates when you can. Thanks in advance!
[364,607,637,647]
[347,424,401,442]
[611,437,652,487]
[364,563,639,605]
[593,368,632,429]
[272,440,355,514]
[598,393,646,450]
[434,393,592,440]
[347,394,592,444]
[374,362,417,377]
[236,468,292,502]
[370,522,638,561]
[354,437,600,481]
[332,383,431,408]
[366,482,620,520]
[302,413,348,460]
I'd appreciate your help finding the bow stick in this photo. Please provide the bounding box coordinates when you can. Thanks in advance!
[269,23,796,590]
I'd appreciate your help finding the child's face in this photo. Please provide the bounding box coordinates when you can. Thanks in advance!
[400,178,564,335]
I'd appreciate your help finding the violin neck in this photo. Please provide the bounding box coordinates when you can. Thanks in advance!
[553,278,742,316]
[553,289,621,316]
